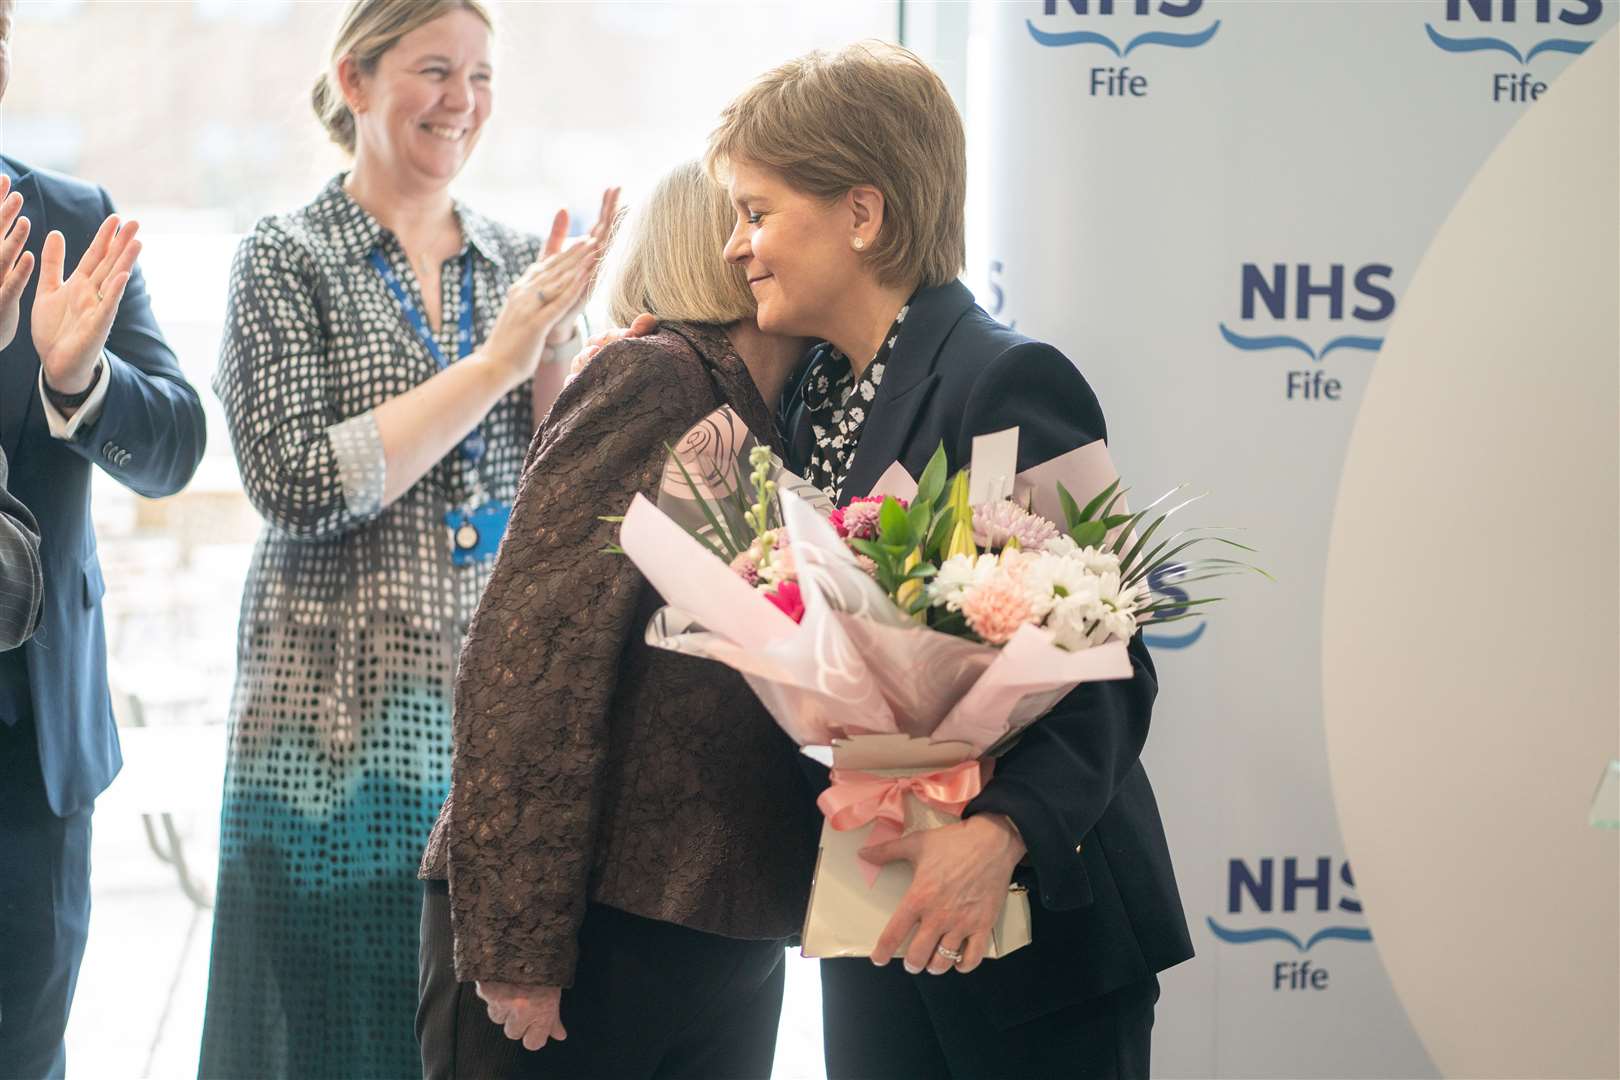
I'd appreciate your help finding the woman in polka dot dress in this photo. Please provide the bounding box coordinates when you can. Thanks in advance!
[198,3,617,1076]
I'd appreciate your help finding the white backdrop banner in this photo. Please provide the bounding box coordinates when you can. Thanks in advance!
[972,1,1618,1076]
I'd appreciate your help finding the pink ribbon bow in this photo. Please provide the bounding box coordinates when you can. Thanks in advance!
[816,759,986,886]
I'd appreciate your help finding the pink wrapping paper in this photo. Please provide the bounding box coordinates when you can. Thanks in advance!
[618,444,1135,754]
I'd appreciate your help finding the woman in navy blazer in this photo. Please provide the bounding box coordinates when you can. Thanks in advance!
[709,43,1193,1077]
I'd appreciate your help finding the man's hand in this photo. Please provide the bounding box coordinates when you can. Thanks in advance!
[865,814,1026,976]
[32,213,141,396]
[0,176,36,353]
[474,980,567,1051]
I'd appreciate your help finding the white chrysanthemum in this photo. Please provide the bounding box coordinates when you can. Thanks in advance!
[1088,570,1147,644]
[927,553,1001,611]
[1045,594,1097,651]
[1017,551,1101,619]
[1044,534,1123,576]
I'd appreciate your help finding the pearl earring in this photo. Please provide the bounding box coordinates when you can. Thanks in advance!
[852,237,866,251]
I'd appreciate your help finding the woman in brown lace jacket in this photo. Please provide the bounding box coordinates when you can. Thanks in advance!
[416,162,819,1079]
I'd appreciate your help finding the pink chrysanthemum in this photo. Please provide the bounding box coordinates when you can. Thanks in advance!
[729,550,759,586]
[973,500,1058,551]
[829,495,898,541]
[958,574,1036,645]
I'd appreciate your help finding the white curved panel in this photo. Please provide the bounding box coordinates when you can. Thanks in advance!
[1322,27,1619,1080]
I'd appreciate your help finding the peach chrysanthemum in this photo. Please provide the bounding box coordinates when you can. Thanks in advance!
[958,574,1036,645]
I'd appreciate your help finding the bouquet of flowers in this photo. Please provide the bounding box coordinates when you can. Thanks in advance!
[614,408,1259,958]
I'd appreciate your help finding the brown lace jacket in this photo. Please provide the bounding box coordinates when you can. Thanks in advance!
[419,323,818,987]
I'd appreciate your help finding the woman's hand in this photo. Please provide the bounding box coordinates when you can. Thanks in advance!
[566,313,659,382]
[480,224,597,391]
[864,814,1026,975]
[543,186,621,348]
[475,980,567,1051]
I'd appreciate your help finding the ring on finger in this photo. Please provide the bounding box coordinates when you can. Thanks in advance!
[935,943,964,964]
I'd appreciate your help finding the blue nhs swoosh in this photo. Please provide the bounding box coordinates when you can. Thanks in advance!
[1425,23,1593,66]
[1026,19,1221,55]
[1144,621,1206,650]
[1206,916,1373,952]
[1219,323,1383,362]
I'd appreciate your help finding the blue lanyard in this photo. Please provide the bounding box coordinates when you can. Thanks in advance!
[368,248,486,463]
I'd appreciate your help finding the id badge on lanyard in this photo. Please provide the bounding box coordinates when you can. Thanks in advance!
[369,249,509,566]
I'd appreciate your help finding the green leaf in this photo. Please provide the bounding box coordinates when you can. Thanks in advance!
[1118,514,1168,580]
[1137,596,1224,615]
[848,538,892,565]
[879,496,913,547]
[1126,534,1266,589]
[915,444,949,511]
[1107,486,1186,554]
[1056,481,1084,530]
[1098,485,1131,523]
[1102,514,1133,529]
[1078,478,1119,523]
[667,445,744,559]
[906,500,933,545]
[597,515,626,524]
[1070,520,1107,548]
[926,506,957,557]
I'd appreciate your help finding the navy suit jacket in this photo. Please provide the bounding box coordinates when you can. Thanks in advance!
[784,280,1193,1025]
[0,154,206,816]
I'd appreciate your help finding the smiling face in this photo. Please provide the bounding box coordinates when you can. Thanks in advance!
[344,8,492,192]
[721,158,870,342]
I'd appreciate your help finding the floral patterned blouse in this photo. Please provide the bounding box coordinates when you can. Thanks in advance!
[801,303,910,502]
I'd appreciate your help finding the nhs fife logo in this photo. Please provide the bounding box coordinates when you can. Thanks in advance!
[1025,1,1219,99]
[1219,263,1395,402]
[1426,0,1610,103]
[1209,856,1371,992]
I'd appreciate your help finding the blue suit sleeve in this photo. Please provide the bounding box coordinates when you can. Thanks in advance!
[954,340,1160,911]
[66,188,206,498]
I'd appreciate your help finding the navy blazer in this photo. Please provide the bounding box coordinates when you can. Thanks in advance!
[784,280,1193,1024]
[0,154,206,816]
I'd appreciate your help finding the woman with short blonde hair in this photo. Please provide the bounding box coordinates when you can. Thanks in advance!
[199,1,616,1075]
[712,41,1193,1078]
[606,162,756,326]
[415,160,818,1078]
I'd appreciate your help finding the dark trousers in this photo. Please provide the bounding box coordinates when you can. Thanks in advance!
[0,709,93,1080]
[822,957,1157,1080]
[418,881,788,1080]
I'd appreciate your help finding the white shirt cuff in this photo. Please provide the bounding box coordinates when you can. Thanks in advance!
[40,355,112,441]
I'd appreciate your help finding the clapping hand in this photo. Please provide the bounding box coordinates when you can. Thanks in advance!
[31,212,142,397]
[0,176,36,353]
[542,186,621,347]
[475,980,567,1051]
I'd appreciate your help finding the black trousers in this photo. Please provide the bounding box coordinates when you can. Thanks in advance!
[822,957,1158,1080]
[418,881,788,1080]
[0,709,93,1080]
